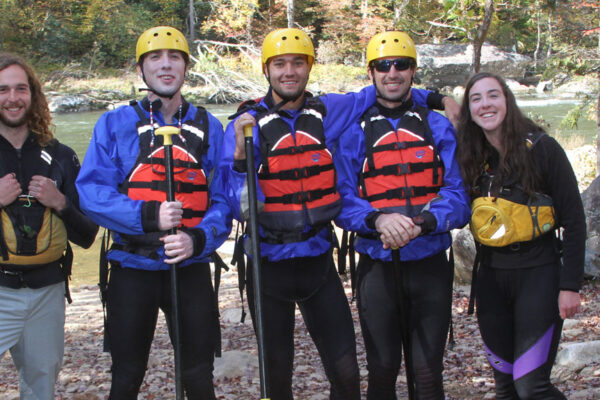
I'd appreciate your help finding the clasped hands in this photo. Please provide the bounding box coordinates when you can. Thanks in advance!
[374,212,421,249]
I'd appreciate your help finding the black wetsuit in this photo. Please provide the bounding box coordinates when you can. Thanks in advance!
[245,248,360,400]
[474,133,586,400]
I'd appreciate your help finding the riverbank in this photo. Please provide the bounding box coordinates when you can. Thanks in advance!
[42,55,599,113]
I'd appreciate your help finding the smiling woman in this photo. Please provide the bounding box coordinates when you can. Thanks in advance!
[467,77,507,147]
[457,72,586,400]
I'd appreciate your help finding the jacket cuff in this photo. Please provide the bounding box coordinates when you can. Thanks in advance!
[56,199,74,220]
[427,92,446,111]
[365,211,383,230]
[233,159,248,173]
[181,227,206,257]
[413,211,437,235]
[141,201,161,232]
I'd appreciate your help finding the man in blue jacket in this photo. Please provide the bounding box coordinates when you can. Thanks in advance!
[334,31,470,399]
[76,26,231,399]
[222,28,457,400]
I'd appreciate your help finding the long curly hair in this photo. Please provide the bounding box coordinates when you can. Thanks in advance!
[457,72,542,197]
[0,53,54,146]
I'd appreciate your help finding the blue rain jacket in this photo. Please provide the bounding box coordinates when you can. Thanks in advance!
[76,100,231,270]
[334,92,470,262]
[221,87,438,262]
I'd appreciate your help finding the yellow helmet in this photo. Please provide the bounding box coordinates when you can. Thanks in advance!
[366,31,417,66]
[136,26,190,64]
[262,28,314,68]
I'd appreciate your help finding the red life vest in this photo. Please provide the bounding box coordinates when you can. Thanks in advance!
[359,106,443,217]
[255,100,341,242]
[120,102,209,238]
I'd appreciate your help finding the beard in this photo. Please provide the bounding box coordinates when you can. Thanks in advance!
[0,105,29,128]
[272,85,305,103]
[375,81,410,104]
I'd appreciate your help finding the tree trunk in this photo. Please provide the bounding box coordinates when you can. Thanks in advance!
[533,0,541,68]
[361,0,369,65]
[471,0,495,74]
[287,0,294,28]
[546,9,553,57]
[597,71,600,175]
[393,0,410,27]
[188,0,195,44]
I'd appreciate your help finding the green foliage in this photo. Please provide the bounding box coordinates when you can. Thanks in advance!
[560,94,597,130]
[0,0,598,78]
[542,51,599,78]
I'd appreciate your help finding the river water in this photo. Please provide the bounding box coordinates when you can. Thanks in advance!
[52,98,596,161]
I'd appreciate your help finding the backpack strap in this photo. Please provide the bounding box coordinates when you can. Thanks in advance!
[98,229,111,352]
[60,242,73,304]
[210,252,229,358]
[468,243,482,315]
[231,222,247,323]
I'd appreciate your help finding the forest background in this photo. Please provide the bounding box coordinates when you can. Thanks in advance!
[0,0,598,85]
[2,1,598,157]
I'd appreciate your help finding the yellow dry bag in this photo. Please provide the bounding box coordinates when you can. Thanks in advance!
[470,193,555,247]
[0,196,67,267]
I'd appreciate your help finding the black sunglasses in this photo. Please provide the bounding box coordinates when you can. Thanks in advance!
[372,58,414,73]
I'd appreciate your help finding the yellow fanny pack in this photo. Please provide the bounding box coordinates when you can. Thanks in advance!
[470,193,556,247]
[0,196,67,267]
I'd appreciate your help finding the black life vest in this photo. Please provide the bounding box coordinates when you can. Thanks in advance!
[118,101,210,247]
[359,105,444,217]
[254,98,342,242]
[0,141,68,267]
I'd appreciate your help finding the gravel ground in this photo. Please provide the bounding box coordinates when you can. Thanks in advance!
[1,252,599,399]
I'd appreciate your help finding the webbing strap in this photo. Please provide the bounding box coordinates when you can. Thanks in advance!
[366,185,439,202]
[126,180,207,193]
[258,163,334,181]
[362,161,436,178]
[264,187,336,205]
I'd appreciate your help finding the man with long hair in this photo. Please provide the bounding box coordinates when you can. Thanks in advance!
[0,53,98,399]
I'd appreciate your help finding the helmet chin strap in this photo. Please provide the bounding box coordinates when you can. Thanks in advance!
[138,69,177,100]
[264,72,305,111]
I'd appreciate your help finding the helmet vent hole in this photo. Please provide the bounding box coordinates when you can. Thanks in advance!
[394,39,399,42]
[167,32,172,36]
[282,36,288,41]
[153,33,159,37]
[382,40,387,44]
[295,36,300,40]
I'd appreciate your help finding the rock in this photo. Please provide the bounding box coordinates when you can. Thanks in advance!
[220,307,243,324]
[452,227,476,284]
[553,73,570,87]
[562,318,579,330]
[581,176,600,278]
[506,79,531,94]
[536,80,553,93]
[47,94,110,113]
[565,145,597,191]
[555,340,600,371]
[48,95,89,113]
[213,350,258,381]
[417,43,532,88]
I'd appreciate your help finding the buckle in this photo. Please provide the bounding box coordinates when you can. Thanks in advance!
[0,268,22,276]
